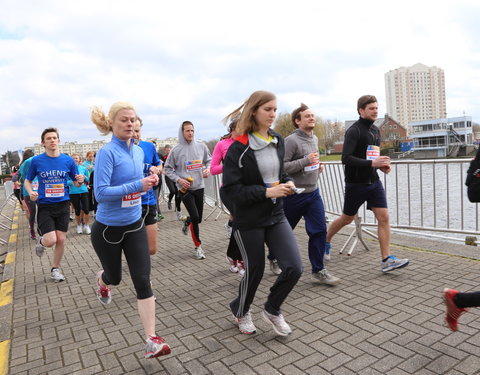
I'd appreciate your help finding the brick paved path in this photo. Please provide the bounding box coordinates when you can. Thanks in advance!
[6,202,480,375]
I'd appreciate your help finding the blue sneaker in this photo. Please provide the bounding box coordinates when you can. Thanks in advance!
[381,255,409,272]
[324,242,331,262]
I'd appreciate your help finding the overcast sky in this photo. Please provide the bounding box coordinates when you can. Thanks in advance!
[1,0,479,154]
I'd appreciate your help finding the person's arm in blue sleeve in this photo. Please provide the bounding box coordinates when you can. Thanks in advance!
[94,149,143,202]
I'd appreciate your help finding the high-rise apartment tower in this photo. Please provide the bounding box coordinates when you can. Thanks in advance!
[385,63,447,127]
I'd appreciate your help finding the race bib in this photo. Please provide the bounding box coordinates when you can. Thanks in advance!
[304,157,320,172]
[122,192,141,208]
[45,184,64,197]
[186,160,203,171]
[366,145,380,161]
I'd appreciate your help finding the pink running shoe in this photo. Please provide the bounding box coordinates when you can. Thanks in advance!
[443,288,467,331]
[145,336,171,358]
[96,271,111,305]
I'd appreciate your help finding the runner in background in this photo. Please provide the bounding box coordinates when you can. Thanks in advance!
[211,118,244,275]
[133,117,162,255]
[83,151,96,214]
[161,145,183,220]
[90,101,170,359]
[164,121,211,260]
[24,128,85,282]
[69,153,91,234]
[19,149,36,240]
[151,140,164,220]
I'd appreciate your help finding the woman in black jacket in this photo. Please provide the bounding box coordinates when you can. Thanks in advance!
[222,90,303,336]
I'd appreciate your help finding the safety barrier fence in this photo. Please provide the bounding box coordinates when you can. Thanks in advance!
[160,158,480,244]
[320,159,479,243]
[0,182,16,246]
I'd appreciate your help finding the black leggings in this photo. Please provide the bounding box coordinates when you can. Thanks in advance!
[14,189,22,205]
[70,193,89,216]
[180,188,204,247]
[88,186,97,213]
[90,219,153,299]
[230,219,303,317]
[455,291,480,308]
[165,176,181,211]
[23,196,36,231]
[220,187,241,260]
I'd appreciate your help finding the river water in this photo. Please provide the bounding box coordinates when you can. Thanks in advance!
[321,160,480,239]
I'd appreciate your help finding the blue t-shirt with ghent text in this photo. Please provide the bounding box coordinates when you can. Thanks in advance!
[26,153,79,204]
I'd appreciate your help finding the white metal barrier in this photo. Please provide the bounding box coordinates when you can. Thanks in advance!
[320,159,480,244]
[0,182,17,245]
[161,159,479,245]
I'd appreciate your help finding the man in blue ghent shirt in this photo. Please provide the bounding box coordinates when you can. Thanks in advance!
[25,127,85,282]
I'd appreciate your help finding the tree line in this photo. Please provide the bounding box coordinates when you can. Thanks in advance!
[204,113,345,154]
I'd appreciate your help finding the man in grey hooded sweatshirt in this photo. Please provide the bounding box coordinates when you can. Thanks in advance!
[283,104,340,285]
[164,121,211,259]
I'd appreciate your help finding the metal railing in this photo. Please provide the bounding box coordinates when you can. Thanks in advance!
[160,158,480,243]
[319,159,479,242]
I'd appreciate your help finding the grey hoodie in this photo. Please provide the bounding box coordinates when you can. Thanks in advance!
[164,124,212,191]
[284,128,320,193]
[248,133,280,186]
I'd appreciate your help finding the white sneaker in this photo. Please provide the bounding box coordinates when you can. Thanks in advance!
[176,211,183,221]
[269,259,281,275]
[195,246,206,260]
[51,268,66,282]
[226,256,238,272]
[234,310,256,334]
[34,237,45,257]
[262,310,292,336]
[238,261,245,277]
[76,224,83,234]
[144,335,171,359]
[84,224,91,234]
[311,269,341,285]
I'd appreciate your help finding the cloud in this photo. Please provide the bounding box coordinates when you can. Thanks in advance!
[0,0,479,153]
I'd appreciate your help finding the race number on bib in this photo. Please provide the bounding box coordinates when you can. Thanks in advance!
[366,145,380,161]
[186,160,203,171]
[45,184,65,197]
[304,161,320,172]
[122,192,141,208]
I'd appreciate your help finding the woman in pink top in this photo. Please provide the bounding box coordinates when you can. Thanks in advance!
[211,120,244,275]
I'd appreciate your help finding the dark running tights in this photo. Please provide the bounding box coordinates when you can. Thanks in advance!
[90,219,153,299]
[455,291,480,308]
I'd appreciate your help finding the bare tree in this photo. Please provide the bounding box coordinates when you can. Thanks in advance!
[204,138,220,154]
[273,113,344,153]
[273,113,295,138]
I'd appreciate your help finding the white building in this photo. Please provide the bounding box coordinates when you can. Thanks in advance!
[145,137,179,151]
[385,63,447,128]
[411,116,472,158]
[26,138,180,157]
[26,140,108,157]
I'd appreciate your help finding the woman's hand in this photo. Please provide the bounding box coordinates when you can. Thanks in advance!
[266,183,295,198]
[141,174,159,192]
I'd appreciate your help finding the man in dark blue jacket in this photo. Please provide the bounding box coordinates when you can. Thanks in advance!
[326,95,409,272]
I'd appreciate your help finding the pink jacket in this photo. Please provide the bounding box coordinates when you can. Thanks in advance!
[210,137,234,176]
